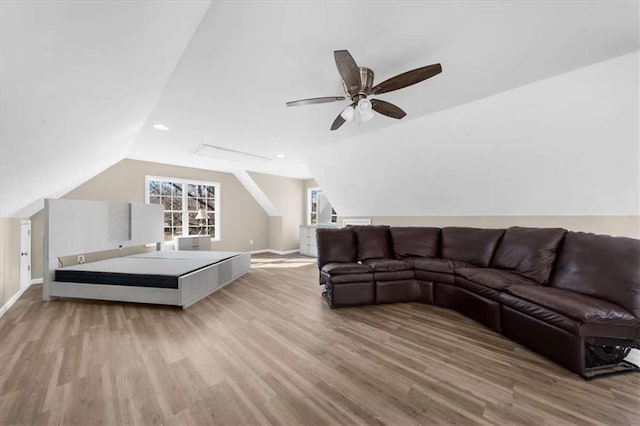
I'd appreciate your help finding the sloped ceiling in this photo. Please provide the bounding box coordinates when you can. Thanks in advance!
[0,1,210,217]
[1,1,638,217]
[304,52,639,216]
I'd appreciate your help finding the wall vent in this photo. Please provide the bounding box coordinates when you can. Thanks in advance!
[192,144,272,164]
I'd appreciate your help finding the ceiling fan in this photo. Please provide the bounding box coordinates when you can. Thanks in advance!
[286,50,442,130]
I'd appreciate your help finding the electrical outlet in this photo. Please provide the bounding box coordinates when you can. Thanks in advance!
[249,240,254,245]
[77,255,85,264]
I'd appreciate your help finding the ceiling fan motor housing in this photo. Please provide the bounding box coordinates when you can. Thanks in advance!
[343,67,374,100]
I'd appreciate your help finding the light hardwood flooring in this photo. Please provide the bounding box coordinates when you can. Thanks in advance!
[1,254,639,426]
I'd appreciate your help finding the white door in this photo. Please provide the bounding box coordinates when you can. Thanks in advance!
[20,220,31,290]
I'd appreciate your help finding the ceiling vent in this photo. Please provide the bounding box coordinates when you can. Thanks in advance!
[192,144,272,164]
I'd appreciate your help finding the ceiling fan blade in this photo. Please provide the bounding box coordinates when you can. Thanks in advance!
[371,99,407,119]
[372,63,442,95]
[330,113,346,131]
[286,96,345,107]
[334,50,361,95]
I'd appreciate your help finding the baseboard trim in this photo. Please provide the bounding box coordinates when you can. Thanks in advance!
[250,249,300,255]
[0,280,38,318]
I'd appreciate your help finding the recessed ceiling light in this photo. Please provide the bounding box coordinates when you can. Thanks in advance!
[276,153,285,158]
[153,123,169,131]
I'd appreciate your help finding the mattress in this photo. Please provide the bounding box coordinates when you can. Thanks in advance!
[55,251,241,289]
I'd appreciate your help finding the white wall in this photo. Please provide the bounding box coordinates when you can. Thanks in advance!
[304,52,639,217]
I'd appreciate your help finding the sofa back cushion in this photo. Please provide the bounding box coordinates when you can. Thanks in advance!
[353,225,393,260]
[550,232,640,318]
[390,227,440,259]
[491,226,567,284]
[441,227,505,267]
[316,228,357,268]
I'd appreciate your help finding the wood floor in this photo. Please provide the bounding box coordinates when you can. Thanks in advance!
[1,254,638,426]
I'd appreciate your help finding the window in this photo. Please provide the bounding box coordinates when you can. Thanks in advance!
[146,176,220,242]
[307,187,337,225]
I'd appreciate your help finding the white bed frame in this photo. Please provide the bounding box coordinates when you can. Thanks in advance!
[43,198,251,308]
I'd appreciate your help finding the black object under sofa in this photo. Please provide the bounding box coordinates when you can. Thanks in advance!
[316,225,640,379]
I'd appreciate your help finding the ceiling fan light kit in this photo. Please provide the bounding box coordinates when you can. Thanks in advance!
[286,50,442,130]
[340,105,355,122]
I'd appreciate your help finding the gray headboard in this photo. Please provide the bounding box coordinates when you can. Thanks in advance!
[42,198,164,300]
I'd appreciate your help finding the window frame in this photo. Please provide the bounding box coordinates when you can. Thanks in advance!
[307,187,337,225]
[145,175,221,243]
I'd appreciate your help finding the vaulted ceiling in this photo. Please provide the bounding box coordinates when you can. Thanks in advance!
[1,1,638,217]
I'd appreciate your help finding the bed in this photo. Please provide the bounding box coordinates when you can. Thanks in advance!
[43,199,251,308]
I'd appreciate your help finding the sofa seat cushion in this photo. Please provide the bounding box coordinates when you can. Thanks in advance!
[500,295,581,335]
[321,262,371,275]
[321,271,373,285]
[506,286,638,326]
[363,258,411,272]
[415,270,455,285]
[408,257,472,273]
[456,268,539,290]
[374,270,414,281]
[455,276,502,301]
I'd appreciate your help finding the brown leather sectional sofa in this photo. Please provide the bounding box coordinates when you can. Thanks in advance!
[316,226,640,379]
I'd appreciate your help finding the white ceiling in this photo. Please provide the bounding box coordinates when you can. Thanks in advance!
[1,1,638,217]
[0,1,210,217]
[129,0,638,176]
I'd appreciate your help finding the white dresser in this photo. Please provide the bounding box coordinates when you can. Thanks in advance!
[175,235,211,251]
[299,224,339,257]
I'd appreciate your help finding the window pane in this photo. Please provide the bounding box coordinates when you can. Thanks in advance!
[188,212,197,226]
[207,226,215,236]
[173,212,182,227]
[207,186,215,197]
[187,197,198,211]
[311,190,319,213]
[161,182,172,196]
[149,181,160,196]
[164,212,172,227]
[174,226,182,236]
[189,227,199,235]
[172,197,182,211]
[310,213,317,225]
[197,185,207,197]
[187,184,196,197]
[164,228,173,241]
[331,215,338,223]
[149,196,160,205]
[173,183,183,196]
[162,197,172,211]
[206,200,215,211]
